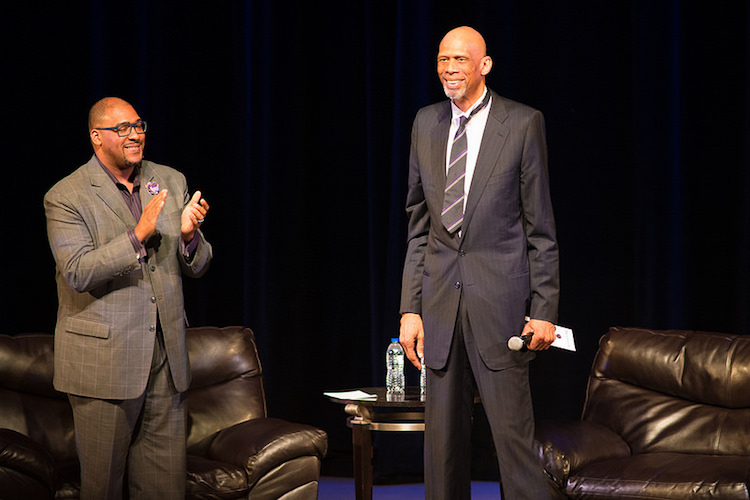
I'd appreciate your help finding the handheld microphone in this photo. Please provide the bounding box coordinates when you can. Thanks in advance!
[507,333,533,352]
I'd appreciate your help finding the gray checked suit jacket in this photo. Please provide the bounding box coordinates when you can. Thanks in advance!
[44,156,213,399]
[400,89,560,371]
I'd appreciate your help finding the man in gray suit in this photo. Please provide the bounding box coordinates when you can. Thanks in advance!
[399,27,559,499]
[44,97,212,499]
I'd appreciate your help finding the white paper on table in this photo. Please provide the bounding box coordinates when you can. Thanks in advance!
[324,390,377,401]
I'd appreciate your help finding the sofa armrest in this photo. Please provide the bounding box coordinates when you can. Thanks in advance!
[205,417,327,488]
[0,428,57,491]
[535,420,631,488]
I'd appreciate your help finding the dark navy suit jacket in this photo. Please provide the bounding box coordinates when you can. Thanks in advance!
[400,89,560,371]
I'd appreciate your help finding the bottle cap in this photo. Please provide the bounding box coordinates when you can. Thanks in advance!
[391,338,398,342]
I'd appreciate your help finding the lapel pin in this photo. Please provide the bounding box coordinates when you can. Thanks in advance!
[146,181,160,195]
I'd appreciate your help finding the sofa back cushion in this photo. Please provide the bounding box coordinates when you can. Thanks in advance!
[0,334,77,462]
[185,326,267,452]
[583,327,750,455]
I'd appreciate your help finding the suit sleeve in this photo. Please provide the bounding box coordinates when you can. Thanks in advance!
[400,114,430,315]
[44,185,141,294]
[177,176,212,278]
[519,110,560,322]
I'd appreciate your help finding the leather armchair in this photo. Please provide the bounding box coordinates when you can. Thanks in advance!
[535,327,750,499]
[0,326,327,499]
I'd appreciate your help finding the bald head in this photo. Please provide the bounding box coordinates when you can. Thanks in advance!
[440,26,488,59]
[88,97,135,131]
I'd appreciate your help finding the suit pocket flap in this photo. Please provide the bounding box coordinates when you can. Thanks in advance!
[65,317,110,339]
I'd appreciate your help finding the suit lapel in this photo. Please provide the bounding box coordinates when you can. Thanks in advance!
[86,156,136,226]
[429,102,453,207]
[463,91,509,232]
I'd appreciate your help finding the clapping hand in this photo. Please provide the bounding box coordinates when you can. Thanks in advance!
[181,191,209,242]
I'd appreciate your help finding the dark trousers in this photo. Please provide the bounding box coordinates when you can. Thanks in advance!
[424,298,552,500]
[69,332,187,500]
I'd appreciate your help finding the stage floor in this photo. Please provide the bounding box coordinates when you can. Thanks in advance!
[318,476,501,499]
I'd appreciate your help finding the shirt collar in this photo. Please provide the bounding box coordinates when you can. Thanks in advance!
[451,87,491,120]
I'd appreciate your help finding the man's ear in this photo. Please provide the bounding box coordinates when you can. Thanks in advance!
[481,56,493,76]
[90,129,102,146]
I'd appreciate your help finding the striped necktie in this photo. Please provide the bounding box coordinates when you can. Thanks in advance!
[441,91,491,233]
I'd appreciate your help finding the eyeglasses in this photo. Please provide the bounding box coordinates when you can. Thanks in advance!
[96,121,148,137]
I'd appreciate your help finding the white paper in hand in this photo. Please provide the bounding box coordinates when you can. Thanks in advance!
[551,325,576,351]
[524,317,576,352]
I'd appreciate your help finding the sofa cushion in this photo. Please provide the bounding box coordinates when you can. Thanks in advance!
[0,335,59,399]
[0,428,56,491]
[186,326,267,452]
[186,455,249,500]
[567,453,750,499]
[0,467,52,500]
[584,379,750,455]
[589,328,750,408]
[207,418,328,488]
[535,420,631,487]
[0,334,77,464]
[584,328,750,456]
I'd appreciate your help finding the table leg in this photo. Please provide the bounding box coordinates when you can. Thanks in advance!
[351,422,373,500]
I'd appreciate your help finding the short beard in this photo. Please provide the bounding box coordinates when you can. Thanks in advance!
[443,85,465,101]
[124,158,142,170]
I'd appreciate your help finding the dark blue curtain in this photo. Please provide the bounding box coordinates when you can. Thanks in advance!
[4,0,749,463]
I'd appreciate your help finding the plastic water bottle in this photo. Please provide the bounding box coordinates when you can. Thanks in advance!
[420,356,426,401]
[386,338,405,399]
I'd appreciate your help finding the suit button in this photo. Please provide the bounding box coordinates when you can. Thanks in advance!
[149,326,156,332]
[454,281,461,289]
[150,266,156,272]
[459,250,466,257]
[151,296,157,303]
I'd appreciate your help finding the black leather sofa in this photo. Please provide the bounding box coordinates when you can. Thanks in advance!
[535,326,750,499]
[0,326,327,499]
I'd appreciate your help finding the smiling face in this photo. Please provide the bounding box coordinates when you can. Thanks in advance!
[89,98,145,175]
[437,27,493,111]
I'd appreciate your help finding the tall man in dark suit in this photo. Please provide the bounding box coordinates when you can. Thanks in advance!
[399,27,559,499]
[45,97,213,499]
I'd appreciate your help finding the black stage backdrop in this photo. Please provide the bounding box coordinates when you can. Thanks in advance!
[3,1,749,474]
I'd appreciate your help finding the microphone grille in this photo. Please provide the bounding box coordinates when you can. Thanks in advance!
[507,336,524,351]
